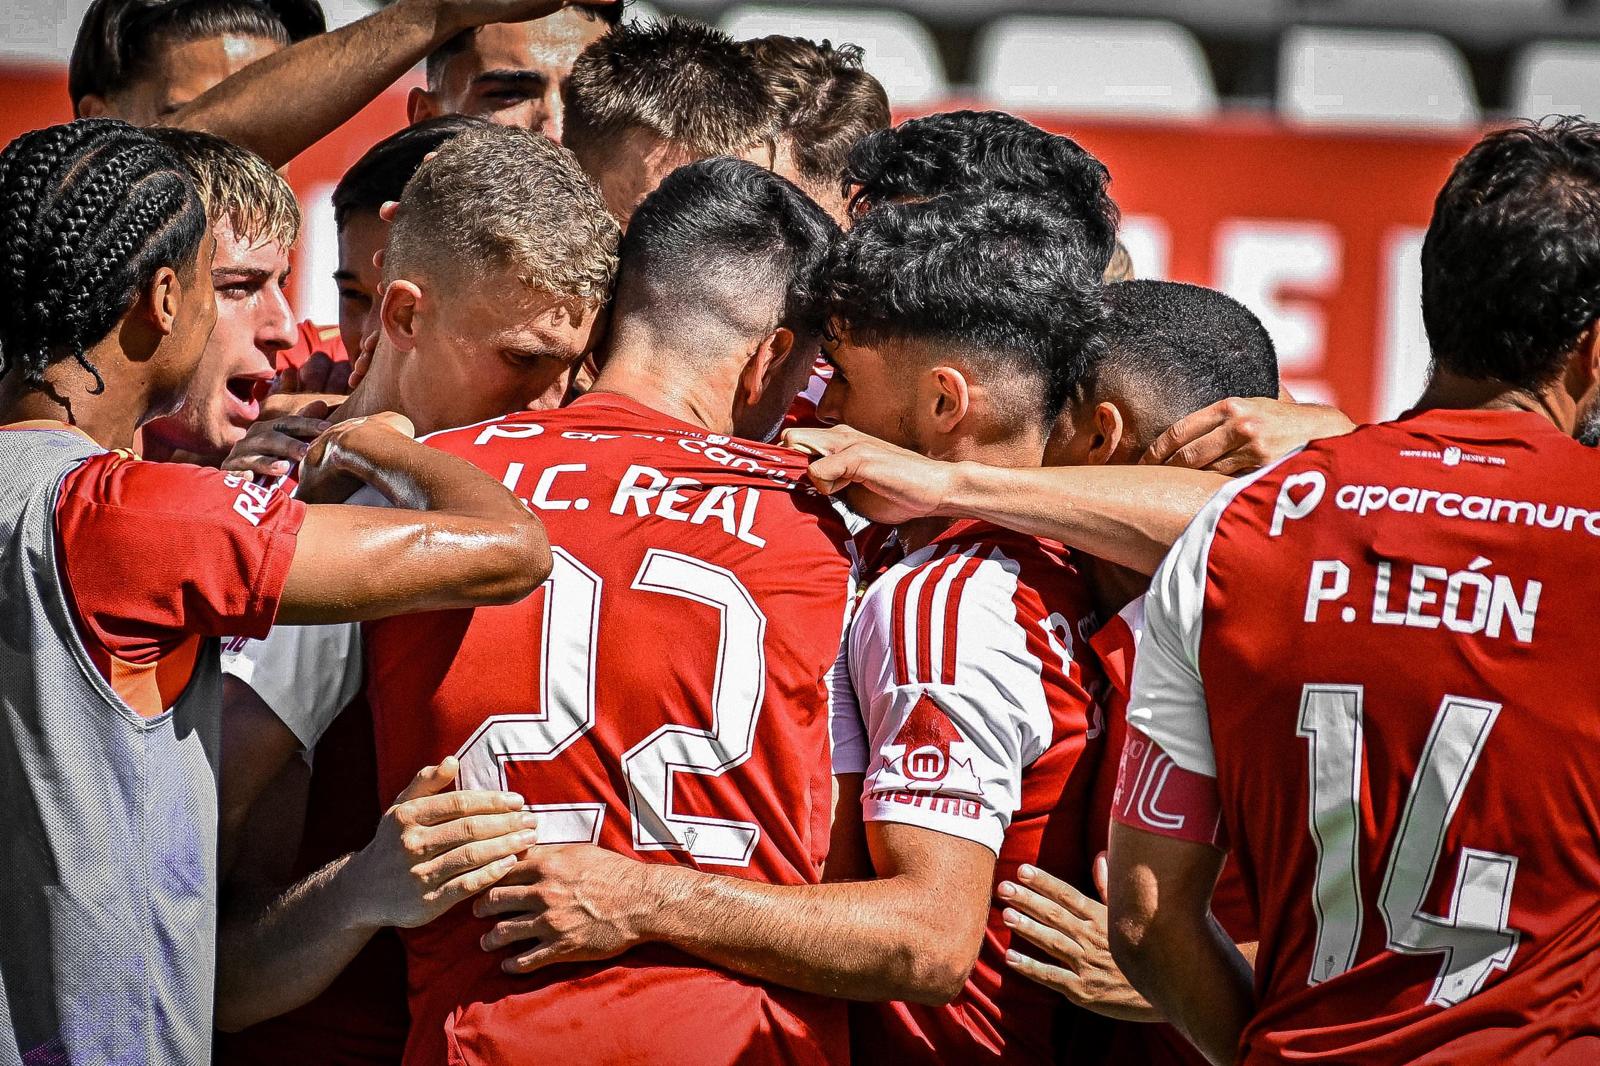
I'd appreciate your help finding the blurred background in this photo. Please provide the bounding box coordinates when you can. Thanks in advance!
[5,0,1599,420]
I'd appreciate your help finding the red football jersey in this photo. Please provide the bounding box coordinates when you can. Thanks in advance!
[781,357,833,430]
[361,393,858,1066]
[1086,597,1255,1066]
[846,520,1104,1065]
[1117,408,1600,1064]
[277,319,349,373]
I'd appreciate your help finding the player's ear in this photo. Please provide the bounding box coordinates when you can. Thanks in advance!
[380,280,423,354]
[1086,401,1126,466]
[740,327,796,407]
[76,93,109,118]
[928,366,971,434]
[407,87,441,126]
[144,265,183,336]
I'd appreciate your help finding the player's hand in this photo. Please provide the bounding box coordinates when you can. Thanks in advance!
[473,844,659,974]
[348,757,538,930]
[272,352,353,397]
[999,856,1161,1023]
[1139,397,1355,476]
[297,411,417,503]
[436,0,618,36]
[222,402,335,480]
[781,424,957,525]
[345,332,380,391]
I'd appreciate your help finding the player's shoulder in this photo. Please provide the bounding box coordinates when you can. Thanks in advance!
[875,522,1090,624]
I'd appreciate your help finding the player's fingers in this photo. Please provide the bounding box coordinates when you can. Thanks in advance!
[473,883,547,920]
[479,914,549,952]
[298,399,335,421]
[269,364,300,396]
[411,811,540,859]
[1003,948,1077,995]
[805,447,863,497]
[327,360,353,395]
[392,757,460,805]
[415,828,539,884]
[1158,423,1245,471]
[501,940,598,976]
[1002,907,1083,967]
[404,787,527,827]
[1207,448,1265,478]
[1015,864,1104,922]
[999,881,1093,943]
[419,854,520,913]
[1092,852,1110,902]
[1139,407,1227,466]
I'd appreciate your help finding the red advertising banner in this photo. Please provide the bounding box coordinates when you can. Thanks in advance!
[0,64,1478,423]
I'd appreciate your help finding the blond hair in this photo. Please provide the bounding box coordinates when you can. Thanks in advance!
[386,125,618,305]
[145,127,300,249]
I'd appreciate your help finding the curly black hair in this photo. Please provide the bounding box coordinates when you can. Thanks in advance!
[0,119,208,394]
[824,192,1107,424]
[1423,117,1600,390]
[843,110,1120,277]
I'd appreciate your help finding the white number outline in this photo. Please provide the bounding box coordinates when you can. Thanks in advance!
[1298,683,1520,1006]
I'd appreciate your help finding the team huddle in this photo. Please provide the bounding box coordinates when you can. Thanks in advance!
[3,1,1600,1065]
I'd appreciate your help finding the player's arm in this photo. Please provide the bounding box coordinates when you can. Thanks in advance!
[277,415,551,623]
[215,758,539,1031]
[218,677,304,878]
[168,0,616,168]
[783,425,1224,575]
[1108,824,1251,1066]
[477,822,995,1004]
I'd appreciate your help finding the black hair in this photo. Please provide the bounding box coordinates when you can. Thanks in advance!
[333,115,489,230]
[619,156,839,338]
[843,110,1120,276]
[563,18,779,160]
[70,0,325,109]
[424,2,623,89]
[1086,280,1278,422]
[825,192,1106,423]
[0,119,208,394]
[1422,117,1600,390]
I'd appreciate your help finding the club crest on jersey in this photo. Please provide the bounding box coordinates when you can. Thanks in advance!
[881,693,983,795]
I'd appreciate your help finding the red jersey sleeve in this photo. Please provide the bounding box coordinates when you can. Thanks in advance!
[55,452,307,665]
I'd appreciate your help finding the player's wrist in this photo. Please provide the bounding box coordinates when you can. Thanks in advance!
[336,846,399,932]
[631,862,692,943]
[937,461,988,520]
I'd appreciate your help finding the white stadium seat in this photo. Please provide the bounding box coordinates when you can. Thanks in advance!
[974,15,1218,119]
[1510,41,1600,121]
[1279,26,1480,130]
[720,4,948,106]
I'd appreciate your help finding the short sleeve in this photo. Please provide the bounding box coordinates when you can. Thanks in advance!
[856,551,1055,855]
[222,622,363,749]
[55,454,307,664]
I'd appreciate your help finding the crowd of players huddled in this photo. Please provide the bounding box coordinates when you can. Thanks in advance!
[2,1,1599,1064]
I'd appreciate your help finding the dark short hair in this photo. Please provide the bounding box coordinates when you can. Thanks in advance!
[563,19,779,161]
[0,119,207,393]
[844,110,1120,276]
[1085,280,1279,426]
[825,192,1107,423]
[1422,117,1600,390]
[747,36,890,191]
[332,115,488,230]
[70,0,325,109]
[424,3,622,89]
[619,156,839,339]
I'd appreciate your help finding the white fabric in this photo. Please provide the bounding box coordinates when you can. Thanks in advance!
[222,622,362,750]
[1126,471,1270,777]
[853,543,1056,855]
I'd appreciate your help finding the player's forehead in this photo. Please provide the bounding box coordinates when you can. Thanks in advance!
[210,219,291,273]
[141,33,282,115]
[450,17,600,79]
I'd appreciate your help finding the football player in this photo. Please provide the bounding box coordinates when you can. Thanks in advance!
[1109,115,1600,1066]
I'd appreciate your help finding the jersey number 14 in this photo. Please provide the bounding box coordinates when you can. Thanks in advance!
[1297,683,1520,1007]
[455,547,767,867]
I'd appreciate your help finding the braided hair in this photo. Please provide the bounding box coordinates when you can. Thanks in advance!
[0,118,207,394]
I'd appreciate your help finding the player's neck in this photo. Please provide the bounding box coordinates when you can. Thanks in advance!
[1414,369,1575,434]
[0,341,145,451]
[591,347,736,436]
[338,349,410,429]
[1080,554,1147,619]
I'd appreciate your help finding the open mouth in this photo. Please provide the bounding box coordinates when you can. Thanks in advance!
[224,375,273,423]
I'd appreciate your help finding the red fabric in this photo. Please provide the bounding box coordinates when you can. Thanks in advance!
[278,319,349,373]
[361,393,854,1066]
[1197,408,1600,1064]
[781,358,832,430]
[215,692,407,1066]
[1090,611,1255,1066]
[853,522,1104,1066]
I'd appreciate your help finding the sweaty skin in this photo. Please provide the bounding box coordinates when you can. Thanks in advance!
[78,33,280,125]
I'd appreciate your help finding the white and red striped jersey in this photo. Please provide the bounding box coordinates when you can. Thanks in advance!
[849,519,1105,1065]
[782,358,834,431]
